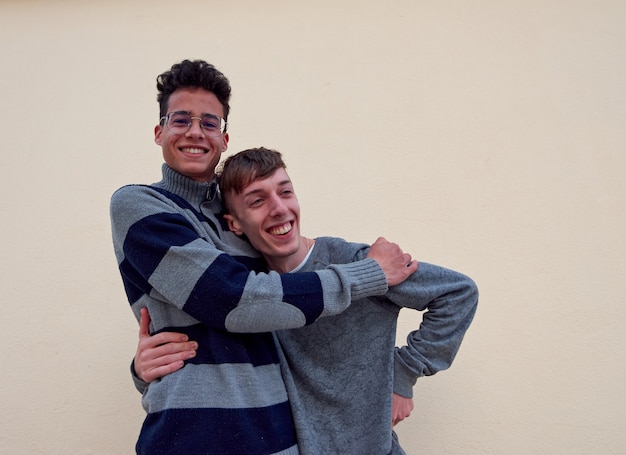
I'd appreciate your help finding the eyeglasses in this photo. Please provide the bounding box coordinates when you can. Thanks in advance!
[160,111,227,137]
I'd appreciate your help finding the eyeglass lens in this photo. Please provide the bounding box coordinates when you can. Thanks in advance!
[166,112,225,136]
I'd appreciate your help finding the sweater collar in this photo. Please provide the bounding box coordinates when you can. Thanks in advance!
[155,164,219,207]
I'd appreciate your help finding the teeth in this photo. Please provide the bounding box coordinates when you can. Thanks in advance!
[182,148,205,154]
[269,223,292,235]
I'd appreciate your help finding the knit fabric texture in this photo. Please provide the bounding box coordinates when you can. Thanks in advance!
[110,165,388,454]
[276,237,478,455]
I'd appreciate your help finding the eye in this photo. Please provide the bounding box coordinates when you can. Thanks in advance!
[201,116,220,131]
[201,120,218,130]
[170,114,191,126]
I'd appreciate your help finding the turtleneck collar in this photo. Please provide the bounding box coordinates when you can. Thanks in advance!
[154,164,219,207]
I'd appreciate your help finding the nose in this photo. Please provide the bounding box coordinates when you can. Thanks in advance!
[185,117,205,138]
[268,194,288,216]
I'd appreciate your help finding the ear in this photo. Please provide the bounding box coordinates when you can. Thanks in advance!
[223,213,243,236]
[221,132,229,152]
[154,124,163,146]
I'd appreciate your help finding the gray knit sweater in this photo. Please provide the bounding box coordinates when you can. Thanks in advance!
[276,237,478,455]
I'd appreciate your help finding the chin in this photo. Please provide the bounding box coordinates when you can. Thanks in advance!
[270,244,299,258]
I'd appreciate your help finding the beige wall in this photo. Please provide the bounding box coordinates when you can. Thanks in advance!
[1,1,624,453]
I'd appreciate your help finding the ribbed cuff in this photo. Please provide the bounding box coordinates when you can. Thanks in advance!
[329,258,388,300]
[393,358,417,398]
[131,360,149,395]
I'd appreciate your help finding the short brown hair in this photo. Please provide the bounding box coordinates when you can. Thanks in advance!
[218,147,287,212]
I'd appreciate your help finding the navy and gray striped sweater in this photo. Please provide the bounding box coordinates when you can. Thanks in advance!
[110,164,388,454]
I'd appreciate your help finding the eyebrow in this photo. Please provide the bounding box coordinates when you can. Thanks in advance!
[170,110,221,119]
[241,179,293,198]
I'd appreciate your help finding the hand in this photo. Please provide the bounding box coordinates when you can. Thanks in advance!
[134,307,198,383]
[392,393,414,426]
[367,237,418,286]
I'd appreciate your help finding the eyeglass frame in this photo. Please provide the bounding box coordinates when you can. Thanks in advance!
[159,110,228,137]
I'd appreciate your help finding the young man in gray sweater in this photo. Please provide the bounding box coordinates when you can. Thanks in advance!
[135,147,478,454]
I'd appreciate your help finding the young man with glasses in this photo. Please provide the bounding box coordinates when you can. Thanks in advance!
[134,147,478,454]
[110,59,416,454]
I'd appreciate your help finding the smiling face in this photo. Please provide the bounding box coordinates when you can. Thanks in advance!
[223,167,308,273]
[154,87,229,182]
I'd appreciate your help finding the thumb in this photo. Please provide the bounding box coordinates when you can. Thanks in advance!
[139,307,151,338]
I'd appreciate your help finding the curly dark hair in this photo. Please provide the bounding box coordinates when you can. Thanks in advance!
[156,59,231,124]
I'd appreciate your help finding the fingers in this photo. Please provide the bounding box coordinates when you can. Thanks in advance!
[143,331,190,348]
[137,337,197,367]
[135,309,197,383]
[386,254,418,287]
[142,361,186,383]
[366,237,417,286]
[139,308,189,345]
[391,393,415,426]
[135,339,197,383]
[140,347,197,383]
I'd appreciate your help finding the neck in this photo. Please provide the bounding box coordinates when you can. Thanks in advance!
[265,237,313,273]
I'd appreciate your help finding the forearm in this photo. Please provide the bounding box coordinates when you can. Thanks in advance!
[388,262,479,397]
[122,238,387,333]
[225,258,387,332]
[112,188,388,334]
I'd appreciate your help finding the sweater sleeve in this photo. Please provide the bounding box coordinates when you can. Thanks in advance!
[111,186,388,333]
[385,262,479,398]
[130,361,148,394]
